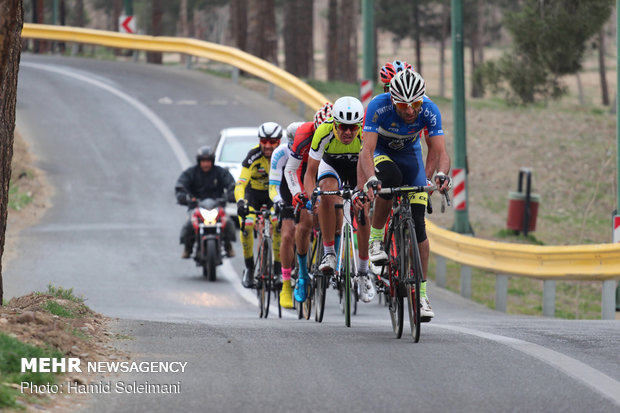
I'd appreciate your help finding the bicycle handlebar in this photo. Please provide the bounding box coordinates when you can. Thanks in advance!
[240,205,273,236]
[378,185,451,213]
[309,188,367,226]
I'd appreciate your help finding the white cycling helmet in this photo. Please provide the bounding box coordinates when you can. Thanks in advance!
[258,121,283,140]
[285,121,304,147]
[332,96,364,125]
[390,69,425,103]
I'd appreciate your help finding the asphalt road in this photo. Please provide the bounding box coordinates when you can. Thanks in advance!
[5,54,620,413]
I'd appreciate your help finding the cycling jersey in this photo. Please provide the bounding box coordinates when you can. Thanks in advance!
[363,93,443,154]
[269,144,292,205]
[234,145,271,202]
[363,93,443,187]
[309,119,362,173]
[284,121,315,196]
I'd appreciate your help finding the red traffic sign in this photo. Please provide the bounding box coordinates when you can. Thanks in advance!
[119,15,135,34]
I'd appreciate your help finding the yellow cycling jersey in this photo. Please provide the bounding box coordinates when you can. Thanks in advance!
[234,145,271,201]
[308,119,362,172]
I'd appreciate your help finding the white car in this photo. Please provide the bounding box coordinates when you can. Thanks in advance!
[214,127,259,221]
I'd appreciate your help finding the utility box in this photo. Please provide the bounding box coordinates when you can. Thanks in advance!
[507,191,540,232]
[506,168,539,235]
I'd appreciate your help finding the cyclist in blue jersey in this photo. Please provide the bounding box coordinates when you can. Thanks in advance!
[358,69,452,319]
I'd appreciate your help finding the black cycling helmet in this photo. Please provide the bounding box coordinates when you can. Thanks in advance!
[196,145,215,163]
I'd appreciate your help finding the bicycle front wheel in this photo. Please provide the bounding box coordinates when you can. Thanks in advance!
[256,244,266,318]
[404,220,421,342]
[386,224,403,339]
[313,237,327,322]
[263,239,272,319]
[343,226,352,327]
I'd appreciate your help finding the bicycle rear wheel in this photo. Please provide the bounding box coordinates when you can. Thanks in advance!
[386,224,403,339]
[404,221,421,342]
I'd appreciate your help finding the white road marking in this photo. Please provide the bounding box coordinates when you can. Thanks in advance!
[434,323,620,407]
[219,259,297,319]
[22,62,293,319]
[21,62,191,169]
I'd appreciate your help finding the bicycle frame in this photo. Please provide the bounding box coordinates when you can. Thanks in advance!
[378,185,434,342]
[242,205,280,319]
[311,187,361,327]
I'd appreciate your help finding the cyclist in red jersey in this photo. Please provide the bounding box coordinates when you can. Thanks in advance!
[284,102,333,303]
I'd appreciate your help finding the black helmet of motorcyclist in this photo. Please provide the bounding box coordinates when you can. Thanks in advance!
[196,145,215,164]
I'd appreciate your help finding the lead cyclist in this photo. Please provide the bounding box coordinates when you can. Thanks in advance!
[357,69,452,319]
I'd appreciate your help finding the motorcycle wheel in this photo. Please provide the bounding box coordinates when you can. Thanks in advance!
[203,239,217,281]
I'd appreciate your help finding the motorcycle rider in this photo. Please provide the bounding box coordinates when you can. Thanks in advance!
[175,145,237,259]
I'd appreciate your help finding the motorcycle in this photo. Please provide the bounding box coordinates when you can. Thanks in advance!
[189,197,228,281]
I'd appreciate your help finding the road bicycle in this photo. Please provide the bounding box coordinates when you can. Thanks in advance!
[291,203,313,320]
[242,205,281,319]
[310,187,365,327]
[376,185,449,341]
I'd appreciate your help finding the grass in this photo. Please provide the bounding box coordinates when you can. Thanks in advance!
[8,181,33,211]
[494,229,545,245]
[38,285,84,303]
[42,301,77,318]
[0,333,64,409]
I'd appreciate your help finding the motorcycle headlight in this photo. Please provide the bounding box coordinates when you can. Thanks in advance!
[201,208,219,225]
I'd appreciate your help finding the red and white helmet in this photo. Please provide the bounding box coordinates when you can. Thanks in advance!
[314,102,333,129]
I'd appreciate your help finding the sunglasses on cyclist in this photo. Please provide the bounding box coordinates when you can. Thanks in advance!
[393,99,423,110]
[335,122,360,132]
[260,138,280,145]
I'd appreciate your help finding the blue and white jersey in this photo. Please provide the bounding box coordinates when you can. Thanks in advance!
[363,93,444,154]
[268,144,290,203]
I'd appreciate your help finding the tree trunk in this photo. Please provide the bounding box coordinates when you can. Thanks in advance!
[576,72,584,106]
[229,0,247,50]
[332,0,357,83]
[413,0,421,75]
[0,0,24,304]
[73,0,84,54]
[112,0,121,56]
[146,0,163,64]
[179,0,188,64]
[476,0,484,65]
[439,2,449,98]
[58,0,66,53]
[470,0,483,98]
[470,45,478,97]
[598,28,609,106]
[35,0,47,53]
[343,0,357,82]
[284,0,314,78]
[247,0,277,65]
[327,0,338,81]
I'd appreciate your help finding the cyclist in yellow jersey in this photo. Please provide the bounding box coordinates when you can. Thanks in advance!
[303,96,375,303]
[235,122,283,289]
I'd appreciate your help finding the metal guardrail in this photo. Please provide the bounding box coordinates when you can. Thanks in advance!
[427,221,620,280]
[21,23,328,111]
[22,23,619,319]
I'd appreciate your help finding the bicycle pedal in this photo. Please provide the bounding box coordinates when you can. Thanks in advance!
[421,316,432,323]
